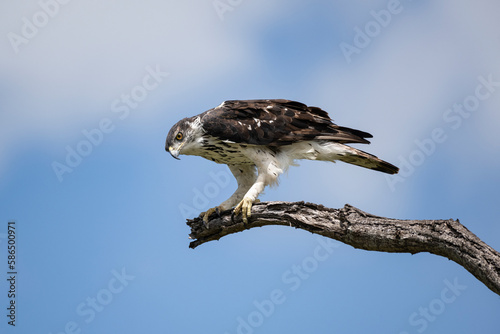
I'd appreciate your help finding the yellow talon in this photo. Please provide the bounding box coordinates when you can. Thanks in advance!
[202,206,222,224]
[234,198,259,223]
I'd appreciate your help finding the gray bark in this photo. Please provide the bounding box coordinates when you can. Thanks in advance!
[187,201,500,296]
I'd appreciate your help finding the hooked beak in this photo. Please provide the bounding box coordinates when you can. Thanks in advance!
[168,146,181,160]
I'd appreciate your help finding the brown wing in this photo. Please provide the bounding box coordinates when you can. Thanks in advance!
[200,99,372,146]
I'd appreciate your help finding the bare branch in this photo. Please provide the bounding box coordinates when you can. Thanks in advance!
[187,201,500,296]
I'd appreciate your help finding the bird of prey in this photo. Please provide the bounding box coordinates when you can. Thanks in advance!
[166,99,398,223]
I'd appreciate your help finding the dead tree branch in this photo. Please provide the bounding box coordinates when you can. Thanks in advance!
[187,201,500,296]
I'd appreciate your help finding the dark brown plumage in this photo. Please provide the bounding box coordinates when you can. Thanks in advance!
[200,99,373,146]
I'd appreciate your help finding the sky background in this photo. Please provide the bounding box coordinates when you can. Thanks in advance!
[1,0,500,333]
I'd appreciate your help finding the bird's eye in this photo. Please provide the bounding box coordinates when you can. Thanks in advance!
[175,132,183,140]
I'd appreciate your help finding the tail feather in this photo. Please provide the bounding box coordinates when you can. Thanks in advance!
[337,146,399,175]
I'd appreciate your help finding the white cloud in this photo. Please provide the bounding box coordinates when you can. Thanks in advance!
[306,1,500,209]
[1,0,499,188]
[0,0,261,174]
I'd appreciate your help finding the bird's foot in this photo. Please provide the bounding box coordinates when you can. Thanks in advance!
[233,198,260,223]
[201,206,223,227]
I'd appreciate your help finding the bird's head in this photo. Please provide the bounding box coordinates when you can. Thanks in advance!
[165,116,203,160]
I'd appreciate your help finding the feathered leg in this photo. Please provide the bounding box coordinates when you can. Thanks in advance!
[233,148,284,222]
[202,164,256,222]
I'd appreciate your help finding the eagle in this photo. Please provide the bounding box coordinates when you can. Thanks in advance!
[166,99,398,223]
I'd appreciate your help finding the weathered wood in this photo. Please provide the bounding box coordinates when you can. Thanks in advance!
[187,201,500,296]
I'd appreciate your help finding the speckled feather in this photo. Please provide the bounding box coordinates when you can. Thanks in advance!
[199,99,372,146]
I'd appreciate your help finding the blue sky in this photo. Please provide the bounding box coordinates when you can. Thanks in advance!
[1,0,499,333]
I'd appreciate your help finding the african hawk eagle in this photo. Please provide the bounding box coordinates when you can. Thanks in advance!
[166,99,398,222]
